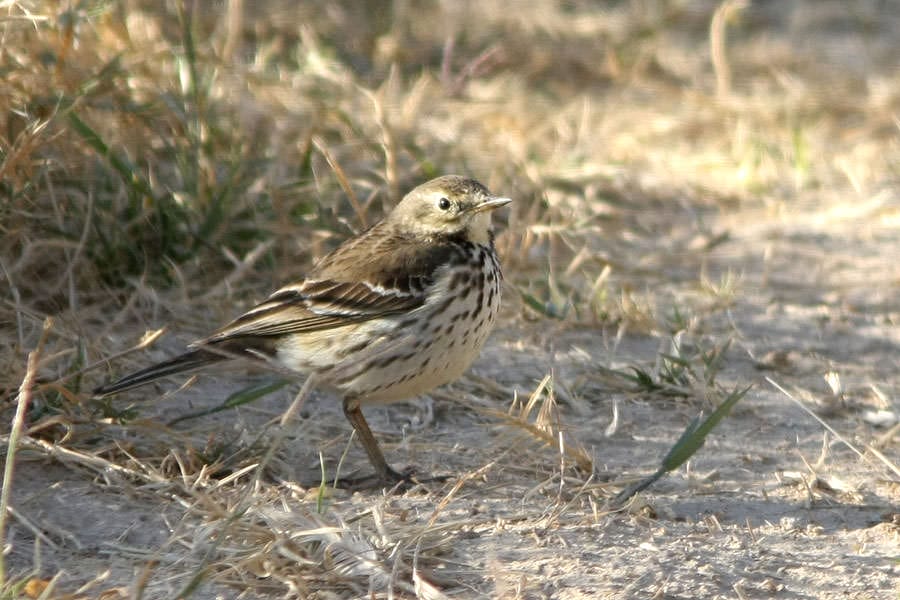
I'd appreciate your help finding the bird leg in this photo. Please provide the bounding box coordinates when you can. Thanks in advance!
[340,396,409,487]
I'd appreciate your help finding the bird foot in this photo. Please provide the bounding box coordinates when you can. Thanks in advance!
[332,466,449,492]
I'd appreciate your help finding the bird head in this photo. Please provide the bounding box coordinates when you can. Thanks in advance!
[389,175,511,244]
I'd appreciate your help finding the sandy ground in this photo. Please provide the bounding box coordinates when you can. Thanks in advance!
[6,194,899,599]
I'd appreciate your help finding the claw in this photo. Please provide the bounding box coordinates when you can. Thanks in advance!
[331,466,449,491]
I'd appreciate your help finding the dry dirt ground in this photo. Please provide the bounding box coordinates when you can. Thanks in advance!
[7,186,900,600]
[2,1,900,599]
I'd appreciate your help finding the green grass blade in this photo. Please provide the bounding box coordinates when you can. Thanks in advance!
[67,112,155,200]
[611,384,751,508]
[660,385,750,472]
[167,379,291,426]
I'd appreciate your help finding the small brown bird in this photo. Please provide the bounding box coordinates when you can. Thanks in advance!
[95,175,511,486]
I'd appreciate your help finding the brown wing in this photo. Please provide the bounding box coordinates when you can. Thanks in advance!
[194,224,462,346]
[309,223,463,292]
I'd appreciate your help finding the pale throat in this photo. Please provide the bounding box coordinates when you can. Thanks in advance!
[465,211,494,245]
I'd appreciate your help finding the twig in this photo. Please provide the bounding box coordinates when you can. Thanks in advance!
[312,137,367,229]
[765,377,866,460]
[710,0,748,100]
[766,377,899,482]
[200,239,275,300]
[0,317,53,584]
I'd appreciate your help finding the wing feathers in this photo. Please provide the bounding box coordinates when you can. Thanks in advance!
[196,230,465,346]
[197,279,425,345]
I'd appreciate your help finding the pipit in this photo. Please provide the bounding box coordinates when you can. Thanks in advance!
[95,175,511,486]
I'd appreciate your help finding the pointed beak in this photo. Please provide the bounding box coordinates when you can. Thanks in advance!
[471,196,512,214]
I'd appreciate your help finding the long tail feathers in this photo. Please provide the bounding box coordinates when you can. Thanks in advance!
[93,349,224,397]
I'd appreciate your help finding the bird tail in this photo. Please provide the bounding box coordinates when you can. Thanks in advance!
[93,349,224,397]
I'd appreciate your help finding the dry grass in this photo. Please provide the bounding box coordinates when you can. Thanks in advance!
[2,0,899,598]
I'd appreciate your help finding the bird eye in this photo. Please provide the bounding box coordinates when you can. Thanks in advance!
[438,197,452,211]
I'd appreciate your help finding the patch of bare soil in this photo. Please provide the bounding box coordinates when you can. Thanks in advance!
[6,195,898,599]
